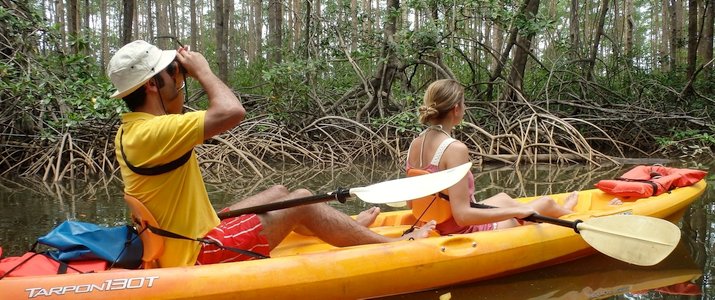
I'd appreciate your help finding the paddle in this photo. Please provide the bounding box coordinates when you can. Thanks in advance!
[470,202,681,266]
[216,162,473,219]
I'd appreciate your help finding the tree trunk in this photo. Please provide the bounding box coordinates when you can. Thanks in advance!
[215,0,228,81]
[652,2,659,70]
[122,0,134,45]
[315,0,322,59]
[351,0,358,51]
[670,0,680,70]
[569,0,581,59]
[357,0,401,121]
[625,0,635,64]
[83,0,89,53]
[55,0,66,48]
[190,0,197,50]
[363,0,372,40]
[486,17,519,101]
[226,0,234,71]
[586,0,610,81]
[686,0,698,79]
[169,0,177,37]
[268,0,283,64]
[292,0,302,50]
[702,0,714,72]
[100,0,108,73]
[661,0,670,71]
[504,0,541,100]
[147,0,154,40]
[132,0,138,40]
[304,0,311,59]
[155,0,169,48]
[67,0,79,53]
[253,0,263,63]
[428,2,439,82]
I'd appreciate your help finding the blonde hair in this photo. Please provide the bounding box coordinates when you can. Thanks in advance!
[418,79,464,125]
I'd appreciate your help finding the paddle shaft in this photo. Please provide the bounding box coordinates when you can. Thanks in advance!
[471,203,581,232]
[217,188,350,219]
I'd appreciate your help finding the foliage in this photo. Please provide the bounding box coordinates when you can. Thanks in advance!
[3,0,715,180]
[1,0,122,176]
[656,129,715,159]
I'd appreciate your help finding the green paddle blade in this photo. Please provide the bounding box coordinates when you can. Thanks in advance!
[352,162,472,204]
[577,214,681,266]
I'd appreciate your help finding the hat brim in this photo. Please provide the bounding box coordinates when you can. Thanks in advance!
[110,49,177,99]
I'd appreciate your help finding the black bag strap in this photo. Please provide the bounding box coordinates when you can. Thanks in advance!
[120,129,193,176]
[0,252,41,280]
[106,225,141,270]
[0,252,88,280]
[615,178,661,196]
[142,224,268,259]
[57,261,68,274]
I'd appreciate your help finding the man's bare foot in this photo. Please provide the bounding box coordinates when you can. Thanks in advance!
[356,206,380,227]
[563,191,579,211]
[609,198,623,205]
[401,220,437,240]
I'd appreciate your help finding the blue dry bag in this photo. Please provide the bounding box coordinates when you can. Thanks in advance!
[37,221,143,269]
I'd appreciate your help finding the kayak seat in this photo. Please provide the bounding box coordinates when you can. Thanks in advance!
[123,194,165,269]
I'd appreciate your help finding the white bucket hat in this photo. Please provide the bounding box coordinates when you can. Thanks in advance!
[107,40,177,99]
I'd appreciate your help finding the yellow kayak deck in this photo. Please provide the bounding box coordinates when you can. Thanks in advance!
[0,180,706,299]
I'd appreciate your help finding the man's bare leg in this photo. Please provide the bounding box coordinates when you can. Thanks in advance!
[228,185,378,228]
[257,200,435,249]
[223,185,435,249]
[226,185,293,211]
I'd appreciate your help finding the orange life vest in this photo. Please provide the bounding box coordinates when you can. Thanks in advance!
[406,137,459,224]
[407,168,454,223]
[594,165,707,199]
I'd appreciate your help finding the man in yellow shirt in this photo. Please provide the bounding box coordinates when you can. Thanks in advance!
[107,40,435,267]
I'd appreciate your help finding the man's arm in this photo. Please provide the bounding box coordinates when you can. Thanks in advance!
[175,47,245,139]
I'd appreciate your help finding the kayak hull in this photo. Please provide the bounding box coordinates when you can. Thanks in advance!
[1,180,705,299]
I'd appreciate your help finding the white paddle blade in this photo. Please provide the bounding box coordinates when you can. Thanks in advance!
[351,162,472,204]
[578,215,681,266]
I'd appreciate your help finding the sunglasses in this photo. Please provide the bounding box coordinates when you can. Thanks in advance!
[166,60,185,77]
[152,36,189,102]
[153,35,184,49]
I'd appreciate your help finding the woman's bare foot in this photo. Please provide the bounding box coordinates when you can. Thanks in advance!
[609,198,623,205]
[356,206,380,227]
[401,220,437,240]
[563,191,579,211]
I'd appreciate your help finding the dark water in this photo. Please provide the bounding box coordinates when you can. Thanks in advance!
[0,160,713,299]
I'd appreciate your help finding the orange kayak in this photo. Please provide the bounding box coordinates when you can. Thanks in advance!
[0,180,705,299]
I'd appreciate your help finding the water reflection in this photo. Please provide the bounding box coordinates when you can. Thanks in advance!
[0,161,712,299]
[375,241,702,300]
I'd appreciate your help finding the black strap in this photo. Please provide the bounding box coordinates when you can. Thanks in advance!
[404,195,439,236]
[143,224,268,259]
[107,225,140,270]
[403,192,451,236]
[615,177,661,196]
[57,261,68,274]
[0,252,41,280]
[120,129,194,176]
[0,252,88,280]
